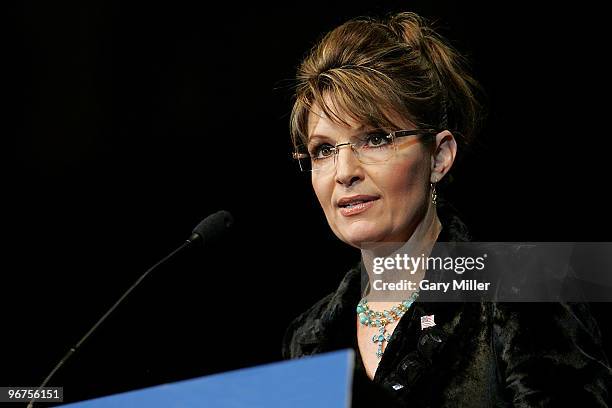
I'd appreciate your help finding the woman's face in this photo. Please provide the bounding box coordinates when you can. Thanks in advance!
[307,105,438,248]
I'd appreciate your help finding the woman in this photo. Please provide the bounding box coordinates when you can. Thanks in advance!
[281,11,611,407]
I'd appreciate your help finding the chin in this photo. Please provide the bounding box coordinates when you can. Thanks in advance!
[338,223,388,248]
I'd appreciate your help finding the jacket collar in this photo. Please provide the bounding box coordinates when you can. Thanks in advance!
[294,266,362,351]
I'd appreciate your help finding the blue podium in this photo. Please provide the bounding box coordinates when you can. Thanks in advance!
[58,349,355,408]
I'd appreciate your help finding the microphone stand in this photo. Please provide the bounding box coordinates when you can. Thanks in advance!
[26,240,193,408]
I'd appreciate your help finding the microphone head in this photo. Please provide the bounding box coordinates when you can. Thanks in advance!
[188,210,234,246]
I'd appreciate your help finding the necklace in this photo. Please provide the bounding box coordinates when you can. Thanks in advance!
[356,292,419,359]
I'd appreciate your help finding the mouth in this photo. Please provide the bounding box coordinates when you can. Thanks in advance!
[337,195,380,216]
[337,195,380,208]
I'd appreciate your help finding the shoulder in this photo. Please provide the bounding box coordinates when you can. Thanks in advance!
[490,302,607,358]
[281,292,335,360]
[490,301,611,406]
[281,266,362,360]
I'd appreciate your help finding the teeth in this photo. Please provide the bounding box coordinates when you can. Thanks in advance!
[344,200,365,208]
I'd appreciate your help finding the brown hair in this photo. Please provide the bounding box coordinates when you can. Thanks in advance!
[290,12,484,152]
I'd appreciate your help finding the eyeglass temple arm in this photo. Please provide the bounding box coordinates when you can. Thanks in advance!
[393,129,439,137]
[292,152,309,160]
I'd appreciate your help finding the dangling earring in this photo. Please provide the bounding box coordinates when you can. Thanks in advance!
[430,180,438,207]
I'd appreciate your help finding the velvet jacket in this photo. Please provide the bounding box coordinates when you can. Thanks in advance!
[281,210,611,407]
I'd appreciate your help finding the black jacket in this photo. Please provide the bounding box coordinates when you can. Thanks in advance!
[281,211,612,407]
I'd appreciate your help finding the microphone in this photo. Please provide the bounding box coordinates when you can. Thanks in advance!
[187,209,234,247]
[27,210,234,408]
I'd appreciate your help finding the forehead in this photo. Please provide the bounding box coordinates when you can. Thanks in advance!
[305,97,415,141]
[307,105,365,140]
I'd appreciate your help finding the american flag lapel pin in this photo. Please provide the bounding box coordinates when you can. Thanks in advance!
[421,314,436,330]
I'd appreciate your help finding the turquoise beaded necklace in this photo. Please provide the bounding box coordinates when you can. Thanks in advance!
[356,292,419,359]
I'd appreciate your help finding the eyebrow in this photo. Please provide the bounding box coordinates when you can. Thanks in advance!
[307,125,374,143]
[307,134,333,144]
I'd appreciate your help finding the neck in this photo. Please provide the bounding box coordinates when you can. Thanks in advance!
[360,202,442,303]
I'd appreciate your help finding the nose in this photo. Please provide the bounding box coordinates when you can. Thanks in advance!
[334,143,364,187]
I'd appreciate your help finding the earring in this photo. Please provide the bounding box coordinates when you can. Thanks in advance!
[430,181,438,207]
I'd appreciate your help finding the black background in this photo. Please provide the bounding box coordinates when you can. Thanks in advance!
[5,0,612,405]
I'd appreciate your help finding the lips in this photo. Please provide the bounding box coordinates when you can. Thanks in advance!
[337,195,380,216]
[337,194,380,208]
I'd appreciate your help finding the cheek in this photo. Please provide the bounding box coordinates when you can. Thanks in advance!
[381,160,427,191]
[377,154,429,200]
[312,174,333,212]
[312,174,346,238]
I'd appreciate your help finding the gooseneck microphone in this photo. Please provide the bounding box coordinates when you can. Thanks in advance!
[27,210,234,408]
[188,210,234,247]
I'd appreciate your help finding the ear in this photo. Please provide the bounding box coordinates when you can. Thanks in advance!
[430,130,457,183]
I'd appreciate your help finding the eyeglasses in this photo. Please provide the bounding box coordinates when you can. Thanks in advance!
[292,129,439,173]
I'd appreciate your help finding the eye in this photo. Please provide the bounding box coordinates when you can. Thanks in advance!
[365,132,391,148]
[311,143,335,159]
